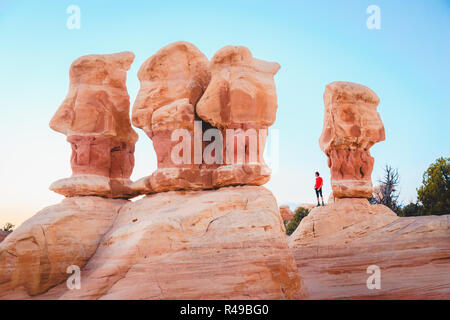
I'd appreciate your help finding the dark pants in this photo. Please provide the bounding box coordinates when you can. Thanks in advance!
[315,188,323,197]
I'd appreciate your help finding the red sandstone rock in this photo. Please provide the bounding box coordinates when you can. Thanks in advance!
[49,52,138,198]
[279,206,294,221]
[0,187,305,300]
[0,231,10,243]
[212,164,270,187]
[131,42,213,193]
[196,46,279,188]
[0,197,126,298]
[131,43,279,193]
[319,81,385,198]
[288,199,449,299]
[132,41,210,135]
[289,198,398,245]
[196,46,280,129]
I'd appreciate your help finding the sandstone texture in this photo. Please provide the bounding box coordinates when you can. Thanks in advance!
[279,206,294,221]
[319,81,385,198]
[132,42,210,134]
[131,42,210,193]
[289,199,450,299]
[197,46,280,187]
[49,51,138,198]
[131,42,280,193]
[0,231,10,243]
[1,187,305,300]
[0,197,126,299]
[196,46,280,129]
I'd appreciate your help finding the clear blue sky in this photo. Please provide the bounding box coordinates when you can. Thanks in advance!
[1,0,449,225]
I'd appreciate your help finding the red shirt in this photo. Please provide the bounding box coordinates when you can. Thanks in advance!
[315,177,323,189]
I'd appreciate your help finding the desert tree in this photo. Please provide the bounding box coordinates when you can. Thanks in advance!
[417,157,449,215]
[371,165,400,212]
[2,222,14,232]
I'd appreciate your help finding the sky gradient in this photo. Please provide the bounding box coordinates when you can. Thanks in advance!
[1,0,449,226]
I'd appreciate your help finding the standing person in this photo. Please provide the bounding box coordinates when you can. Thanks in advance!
[314,172,324,206]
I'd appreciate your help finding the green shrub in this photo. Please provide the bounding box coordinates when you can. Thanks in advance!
[417,157,449,216]
[397,202,422,217]
[285,207,310,235]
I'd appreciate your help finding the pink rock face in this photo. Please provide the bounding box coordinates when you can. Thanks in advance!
[319,81,385,198]
[151,99,196,169]
[279,206,294,221]
[0,197,126,298]
[132,41,210,136]
[196,46,279,187]
[289,199,450,299]
[131,43,280,193]
[49,52,138,198]
[0,231,10,243]
[196,46,280,129]
[0,187,305,300]
[131,42,212,193]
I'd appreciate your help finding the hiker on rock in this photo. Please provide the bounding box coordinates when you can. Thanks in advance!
[315,171,324,206]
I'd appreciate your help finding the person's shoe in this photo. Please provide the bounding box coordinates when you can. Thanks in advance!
[322,201,325,206]
[317,203,320,207]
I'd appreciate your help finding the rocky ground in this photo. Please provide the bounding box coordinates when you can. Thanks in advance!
[0,186,305,300]
[289,199,449,299]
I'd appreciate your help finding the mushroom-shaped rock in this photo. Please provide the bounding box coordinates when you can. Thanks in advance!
[131,42,212,193]
[319,81,385,198]
[49,51,138,198]
[197,46,280,187]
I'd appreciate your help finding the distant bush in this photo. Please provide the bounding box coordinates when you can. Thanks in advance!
[370,165,400,212]
[417,157,449,216]
[285,207,310,235]
[397,202,422,217]
[2,222,14,232]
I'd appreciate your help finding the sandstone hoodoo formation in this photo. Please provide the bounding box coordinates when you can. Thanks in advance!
[0,42,305,300]
[319,81,385,198]
[131,42,280,194]
[49,52,138,199]
[288,81,449,299]
[131,42,212,193]
[197,46,280,188]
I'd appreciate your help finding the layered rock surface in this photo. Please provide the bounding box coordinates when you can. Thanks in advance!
[131,42,211,193]
[197,46,280,187]
[0,197,126,298]
[289,199,450,299]
[319,81,385,198]
[0,187,305,300]
[279,206,294,221]
[49,51,138,198]
[196,46,280,129]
